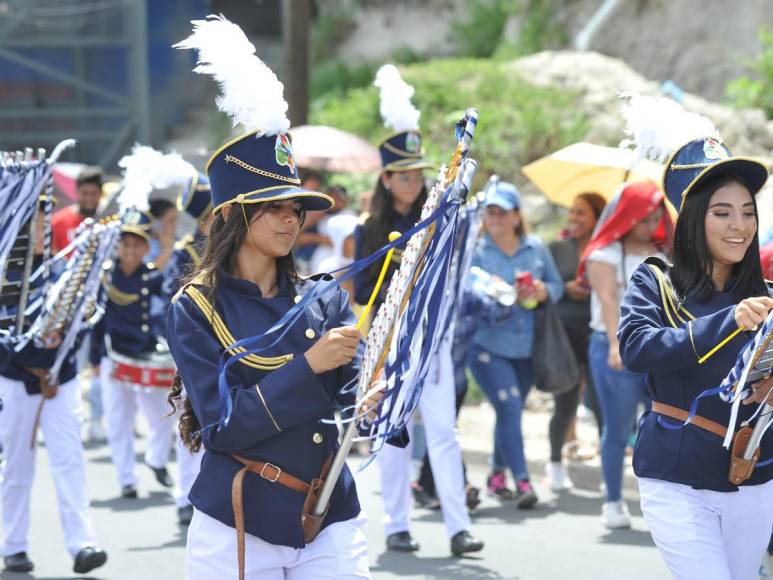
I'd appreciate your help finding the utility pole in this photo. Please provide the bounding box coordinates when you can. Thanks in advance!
[282,0,311,126]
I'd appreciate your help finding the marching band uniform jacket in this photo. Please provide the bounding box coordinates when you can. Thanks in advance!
[89,261,166,365]
[166,269,364,548]
[352,210,420,306]
[618,260,773,491]
[0,257,79,394]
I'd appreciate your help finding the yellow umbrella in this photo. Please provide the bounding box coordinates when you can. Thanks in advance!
[522,142,664,207]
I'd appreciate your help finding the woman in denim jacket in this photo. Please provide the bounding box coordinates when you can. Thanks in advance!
[468,181,563,508]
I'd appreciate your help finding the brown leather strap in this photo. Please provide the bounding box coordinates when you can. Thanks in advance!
[23,367,57,450]
[29,398,44,450]
[229,455,316,580]
[652,401,728,438]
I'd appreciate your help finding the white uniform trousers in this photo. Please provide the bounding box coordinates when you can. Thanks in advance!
[174,387,202,508]
[0,376,97,557]
[100,358,173,487]
[639,476,773,580]
[377,340,470,539]
[186,509,370,579]
[175,428,202,508]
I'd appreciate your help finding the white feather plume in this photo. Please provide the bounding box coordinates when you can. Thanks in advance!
[620,93,719,164]
[117,146,200,212]
[117,144,160,211]
[374,64,420,133]
[174,14,290,135]
[148,152,198,190]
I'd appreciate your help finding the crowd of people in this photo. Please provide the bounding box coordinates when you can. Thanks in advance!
[1,15,772,580]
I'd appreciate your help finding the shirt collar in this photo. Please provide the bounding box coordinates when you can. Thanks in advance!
[217,267,292,298]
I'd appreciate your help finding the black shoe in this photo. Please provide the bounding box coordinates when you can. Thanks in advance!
[386,531,420,552]
[149,465,173,488]
[121,484,138,499]
[450,530,484,556]
[73,546,107,574]
[177,505,194,526]
[466,485,482,511]
[4,551,33,572]
[514,479,538,510]
[411,482,441,510]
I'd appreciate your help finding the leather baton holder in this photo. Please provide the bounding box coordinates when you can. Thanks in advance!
[728,426,760,485]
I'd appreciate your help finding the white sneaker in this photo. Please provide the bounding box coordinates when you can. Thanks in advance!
[546,462,573,491]
[601,500,631,529]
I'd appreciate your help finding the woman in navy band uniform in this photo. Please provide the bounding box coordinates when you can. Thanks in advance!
[352,130,432,309]
[618,136,773,580]
[166,128,383,579]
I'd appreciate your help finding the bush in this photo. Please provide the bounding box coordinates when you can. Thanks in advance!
[310,58,588,185]
[726,27,773,118]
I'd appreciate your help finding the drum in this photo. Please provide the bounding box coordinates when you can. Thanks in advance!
[108,348,176,389]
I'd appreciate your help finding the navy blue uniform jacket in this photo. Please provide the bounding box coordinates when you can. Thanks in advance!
[618,262,772,491]
[0,257,79,393]
[90,261,166,364]
[166,269,363,548]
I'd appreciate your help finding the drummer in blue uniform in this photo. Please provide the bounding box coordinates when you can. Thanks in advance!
[164,172,212,524]
[90,210,175,499]
[0,194,108,575]
[618,129,773,579]
[165,125,387,577]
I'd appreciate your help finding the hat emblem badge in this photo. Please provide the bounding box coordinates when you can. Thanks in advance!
[703,137,728,161]
[275,133,296,173]
[405,131,421,154]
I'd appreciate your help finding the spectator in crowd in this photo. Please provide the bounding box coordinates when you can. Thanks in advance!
[294,169,329,274]
[467,181,563,509]
[51,167,103,253]
[546,192,606,491]
[579,182,673,529]
[310,186,358,275]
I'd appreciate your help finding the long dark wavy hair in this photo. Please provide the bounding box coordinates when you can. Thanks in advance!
[359,171,427,279]
[671,172,767,304]
[168,202,304,452]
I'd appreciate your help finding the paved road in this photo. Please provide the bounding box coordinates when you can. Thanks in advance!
[0,430,676,580]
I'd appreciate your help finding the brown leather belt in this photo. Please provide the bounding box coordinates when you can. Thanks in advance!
[229,454,331,580]
[652,401,727,438]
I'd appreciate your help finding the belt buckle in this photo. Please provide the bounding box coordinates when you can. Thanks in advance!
[260,463,281,483]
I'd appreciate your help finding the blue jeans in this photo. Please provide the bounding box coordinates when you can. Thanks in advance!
[468,345,533,481]
[588,331,646,502]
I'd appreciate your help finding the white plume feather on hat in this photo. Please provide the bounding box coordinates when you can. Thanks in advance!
[117,144,162,211]
[374,64,420,133]
[619,93,719,165]
[174,14,290,136]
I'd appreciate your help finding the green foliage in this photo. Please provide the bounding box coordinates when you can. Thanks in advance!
[726,27,773,118]
[311,10,356,65]
[451,0,567,59]
[310,60,379,102]
[310,58,588,185]
[450,0,510,58]
[496,0,568,58]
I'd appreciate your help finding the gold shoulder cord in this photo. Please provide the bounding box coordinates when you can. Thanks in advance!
[184,286,293,371]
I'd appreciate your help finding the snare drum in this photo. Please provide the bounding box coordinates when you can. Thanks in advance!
[108,348,176,389]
